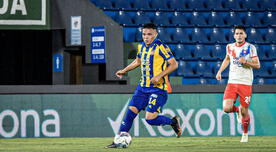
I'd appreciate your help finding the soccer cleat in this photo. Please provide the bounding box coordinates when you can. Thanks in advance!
[240,133,248,143]
[105,142,117,148]
[171,116,182,138]
[236,106,242,124]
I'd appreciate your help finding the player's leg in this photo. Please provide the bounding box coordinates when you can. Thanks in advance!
[238,84,252,142]
[105,90,148,148]
[223,84,239,113]
[144,92,182,137]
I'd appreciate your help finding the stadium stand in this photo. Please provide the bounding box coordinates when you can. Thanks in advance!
[90,0,276,84]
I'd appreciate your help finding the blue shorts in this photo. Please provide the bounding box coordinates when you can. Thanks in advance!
[129,86,168,113]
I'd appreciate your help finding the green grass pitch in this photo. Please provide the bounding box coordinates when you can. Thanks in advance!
[1,136,276,152]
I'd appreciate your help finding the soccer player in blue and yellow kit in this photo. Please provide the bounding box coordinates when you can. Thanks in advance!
[106,23,182,148]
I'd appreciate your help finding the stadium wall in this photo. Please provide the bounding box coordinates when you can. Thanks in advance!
[0,86,276,138]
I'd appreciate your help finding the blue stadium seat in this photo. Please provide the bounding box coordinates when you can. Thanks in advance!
[193,45,213,60]
[259,0,276,10]
[115,11,134,26]
[256,45,268,60]
[177,61,194,77]
[244,12,262,27]
[191,28,208,43]
[199,78,209,84]
[174,44,193,60]
[262,12,276,26]
[225,12,243,26]
[265,28,276,43]
[268,45,276,59]
[189,12,208,26]
[169,0,187,10]
[123,28,136,42]
[216,78,227,84]
[247,28,264,43]
[240,0,259,11]
[206,0,225,11]
[114,0,132,10]
[92,0,113,10]
[271,61,276,77]
[187,0,206,10]
[254,77,265,84]
[171,28,190,43]
[134,11,151,25]
[209,28,228,43]
[208,12,226,27]
[152,11,170,26]
[212,44,225,60]
[223,0,242,11]
[213,61,222,74]
[171,12,190,26]
[157,28,171,43]
[135,27,143,42]
[195,61,214,77]
[213,61,229,78]
[151,0,169,10]
[133,0,150,10]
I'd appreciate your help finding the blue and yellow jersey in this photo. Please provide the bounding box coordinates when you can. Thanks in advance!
[136,39,174,91]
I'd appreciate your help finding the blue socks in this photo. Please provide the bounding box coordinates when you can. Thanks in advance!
[146,115,173,126]
[119,109,138,132]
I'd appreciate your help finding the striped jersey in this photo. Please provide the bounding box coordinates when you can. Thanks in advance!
[136,39,174,91]
[226,41,258,85]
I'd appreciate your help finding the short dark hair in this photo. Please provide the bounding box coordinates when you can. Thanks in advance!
[143,23,157,30]
[234,25,246,33]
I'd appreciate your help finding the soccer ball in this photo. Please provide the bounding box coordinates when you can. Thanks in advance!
[113,132,132,148]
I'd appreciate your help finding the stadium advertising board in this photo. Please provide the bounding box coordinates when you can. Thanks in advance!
[0,94,275,138]
[0,0,49,29]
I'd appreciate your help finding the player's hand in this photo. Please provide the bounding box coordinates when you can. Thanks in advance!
[116,70,126,79]
[238,57,246,64]
[216,72,222,80]
[150,75,162,84]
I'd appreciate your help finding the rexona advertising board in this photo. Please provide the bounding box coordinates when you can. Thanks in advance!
[0,93,275,138]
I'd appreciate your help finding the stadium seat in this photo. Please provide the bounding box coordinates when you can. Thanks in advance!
[256,45,268,60]
[177,61,194,77]
[265,28,276,43]
[240,0,260,11]
[133,0,150,10]
[216,78,227,84]
[193,45,212,60]
[174,44,193,60]
[206,0,225,11]
[168,0,187,10]
[134,11,151,25]
[91,0,113,10]
[152,12,170,26]
[195,61,214,77]
[262,12,276,26]
[135,27,143,42]
[199,78,208,84]
[123,28,136,42]
[212,45,225,60]
[254,77,265,84]
[157,28,171,43]
[259,0,276,10]
[244,12,262,27]
[189,12,208,26]
[191,28,208,43]
[208,12,226,27]
[171,12,190,26]
[225,12,243,26]
[223,0,242,11]
[171,28,190,43]
[115,11,134,26]
[114,0,132,10]
[151,0,169,10]
[247,28,264,43]
[268,45,276,59]
[209,28,228,43]
[187,0,206,10]
[271,61,276,76]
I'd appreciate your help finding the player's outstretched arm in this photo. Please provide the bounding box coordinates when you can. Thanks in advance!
[216,55,230,80]
[116,57,141,79]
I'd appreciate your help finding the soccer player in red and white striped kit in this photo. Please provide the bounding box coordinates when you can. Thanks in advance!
[216,25,261,142]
